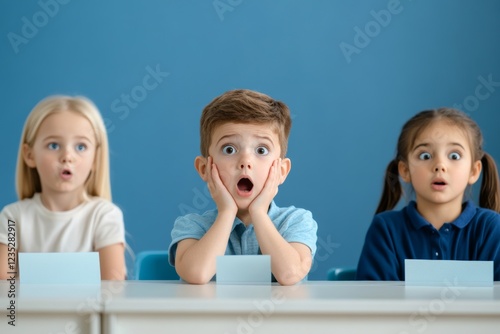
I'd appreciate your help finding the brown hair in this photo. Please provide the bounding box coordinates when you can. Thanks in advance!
[199,89,292,158]
[376,107,500,214]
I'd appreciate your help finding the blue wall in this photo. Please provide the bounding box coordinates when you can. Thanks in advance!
[1,0,500,279]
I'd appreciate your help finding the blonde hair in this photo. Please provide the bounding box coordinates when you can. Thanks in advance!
[16,95,112,201]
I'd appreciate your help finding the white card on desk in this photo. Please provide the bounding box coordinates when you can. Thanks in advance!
[19,252,101,285]
[405,259,493,287]
[216,255,271,284]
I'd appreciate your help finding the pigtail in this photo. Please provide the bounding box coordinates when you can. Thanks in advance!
[375,159,402,214]
[479,153,500,213]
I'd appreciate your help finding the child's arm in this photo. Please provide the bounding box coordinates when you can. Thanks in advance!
[250,159,313,285]
[175,212,234,284]
[253,213,312,285]
[175,158,237,284]
[98,243,126,280]
[0,244,13,280]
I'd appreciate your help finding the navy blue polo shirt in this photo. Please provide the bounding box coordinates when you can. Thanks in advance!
[356,201,500,281]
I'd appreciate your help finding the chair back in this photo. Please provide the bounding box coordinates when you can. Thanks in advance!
[134,251,179,280]
[327,267,357,281]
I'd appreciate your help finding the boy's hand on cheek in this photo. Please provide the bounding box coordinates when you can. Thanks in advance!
[249,158,281,219]
[206,157,238,216]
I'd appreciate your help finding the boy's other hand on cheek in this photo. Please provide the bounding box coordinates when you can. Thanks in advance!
[249,158,281,219]
[206,156,238,216]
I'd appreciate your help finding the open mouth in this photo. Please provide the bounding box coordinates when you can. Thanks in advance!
[62,169,72,176]
[237,178,253,192]
[431,178,447,190]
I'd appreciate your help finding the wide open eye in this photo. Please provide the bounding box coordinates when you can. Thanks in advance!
[48,142,59,150]
[222,145,237,155]
[449,152,461,160]
[256,146,269,155]
[418,152,431,160]
[76,143,87,152]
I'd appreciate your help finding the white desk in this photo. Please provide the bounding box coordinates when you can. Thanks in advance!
[101,281,500,334]
[0,282,101,334]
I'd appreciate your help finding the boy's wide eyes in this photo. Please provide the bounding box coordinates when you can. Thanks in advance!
[256,146,269,155]
[449,152,461,160]
[222,145,236,155]
[221,145,269,155]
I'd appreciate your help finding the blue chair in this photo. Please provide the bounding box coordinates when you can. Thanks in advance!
[327,267,357,281]
[134,250,180,280]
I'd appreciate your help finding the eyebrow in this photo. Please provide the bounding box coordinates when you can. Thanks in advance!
[254,134,274,144]
[412,142,466,151]
[215,134,275,146]
[216,134,238,146]
[41,135,94,143]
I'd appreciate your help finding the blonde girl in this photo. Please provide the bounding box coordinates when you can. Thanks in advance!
[0,96,125,280]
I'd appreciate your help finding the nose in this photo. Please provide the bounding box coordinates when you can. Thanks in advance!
[238,150,252,170]
[60,147,74,163]
[433,157,446,173]
[240,163,251,170]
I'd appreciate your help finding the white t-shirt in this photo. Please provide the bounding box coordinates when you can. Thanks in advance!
[0,193,125,252]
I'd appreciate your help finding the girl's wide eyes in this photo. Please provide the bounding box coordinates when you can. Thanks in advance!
[418,152,431,160]
[48,143,59,150]
[256,146,269,155]
[222,145,237,155]
[76,144,87,152]
[417,152,462,160]
[47,143,88,152]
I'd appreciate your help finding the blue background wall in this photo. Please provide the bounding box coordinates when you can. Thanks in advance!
[1,0,499,279]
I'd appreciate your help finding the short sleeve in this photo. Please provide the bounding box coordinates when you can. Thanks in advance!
[168,213,212,266]
[279,208,318,258]
[93,201,125,250]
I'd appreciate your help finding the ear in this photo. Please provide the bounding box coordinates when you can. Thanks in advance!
[398,161,411,183]
[22,143,36,168]
[194,156,209,182]
[278,158,291,185]
[468,160,482,185]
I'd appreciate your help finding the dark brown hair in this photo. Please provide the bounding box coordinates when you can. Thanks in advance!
[376,108,500,214]
[199,89,292,158]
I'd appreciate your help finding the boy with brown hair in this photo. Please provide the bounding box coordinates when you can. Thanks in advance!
[168,89,317,285]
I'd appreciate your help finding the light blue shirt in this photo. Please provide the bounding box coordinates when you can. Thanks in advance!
[168,201,318,267]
